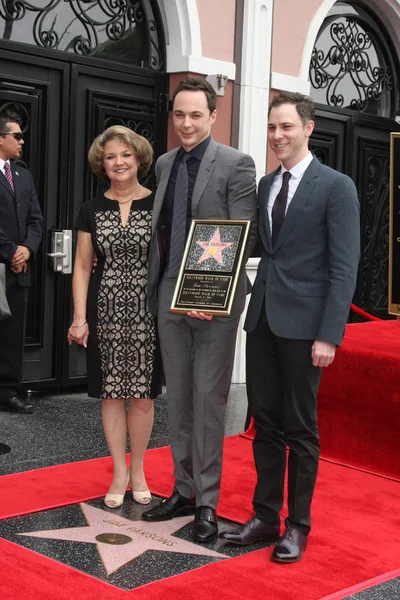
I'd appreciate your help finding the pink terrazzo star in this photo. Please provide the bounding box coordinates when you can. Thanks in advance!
[17,503,225,575]
[196,227,232,265]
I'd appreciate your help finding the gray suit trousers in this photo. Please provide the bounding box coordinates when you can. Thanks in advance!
[158,275,240,508]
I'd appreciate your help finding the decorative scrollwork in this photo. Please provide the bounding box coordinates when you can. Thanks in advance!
[359,154,390,311]
[0,98,29,130]
[0,99,29,168]
[0,0,164,70]
[103,116,155,145]
[309,145,329,165]
[310,16,394,115]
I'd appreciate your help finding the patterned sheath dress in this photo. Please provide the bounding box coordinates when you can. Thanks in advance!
[74,192,162,400]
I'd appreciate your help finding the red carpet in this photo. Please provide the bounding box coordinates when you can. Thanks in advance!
[244,321,400,479]
[1,436,400,599]
[318,321,400,478]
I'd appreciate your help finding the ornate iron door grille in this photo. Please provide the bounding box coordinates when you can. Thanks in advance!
[309,3,400,320]
[0,0,164,70]
[309,2,399,118]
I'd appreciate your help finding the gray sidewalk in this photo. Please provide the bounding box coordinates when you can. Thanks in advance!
[0,385,248,475]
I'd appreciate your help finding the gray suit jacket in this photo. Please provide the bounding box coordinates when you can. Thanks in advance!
[147,138,257,316]
[244,157,360,346]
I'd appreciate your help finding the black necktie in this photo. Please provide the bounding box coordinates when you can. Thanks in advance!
[271,171,291,246]
[168,153,191,277]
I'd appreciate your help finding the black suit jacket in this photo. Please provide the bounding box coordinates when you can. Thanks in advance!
[0,161,43,287]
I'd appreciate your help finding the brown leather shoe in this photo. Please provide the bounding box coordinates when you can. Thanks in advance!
[219,516,280,545]
[271,526,308,562]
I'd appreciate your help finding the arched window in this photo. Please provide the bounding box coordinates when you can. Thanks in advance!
[309,1,399,118]
[0,0,164,70]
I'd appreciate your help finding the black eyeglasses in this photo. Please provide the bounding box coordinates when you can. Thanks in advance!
[4,132,24,141]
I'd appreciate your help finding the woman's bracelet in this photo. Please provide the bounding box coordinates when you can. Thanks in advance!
[71,321,87,328]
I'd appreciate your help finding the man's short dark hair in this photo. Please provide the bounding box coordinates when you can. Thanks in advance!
[0,111,22,136]
[268,92,315,126]
[172,77,217,114]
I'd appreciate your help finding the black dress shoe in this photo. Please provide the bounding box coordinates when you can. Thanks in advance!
[0,395,33,414]
[219,516,280,545]
[271,526,308,563]
[192,506,218,542]
[141,491,194,521]
[0,443,11,455]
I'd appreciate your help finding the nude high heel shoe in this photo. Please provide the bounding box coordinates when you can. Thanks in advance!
[132,489,152,505]
[104,472,130,508]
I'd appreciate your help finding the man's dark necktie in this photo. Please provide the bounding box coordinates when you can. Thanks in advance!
[271,170,291,246]
[168,153,191,277]
[4,162,14,192]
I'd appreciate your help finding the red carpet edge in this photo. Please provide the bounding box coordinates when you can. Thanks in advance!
[319,568,400,599]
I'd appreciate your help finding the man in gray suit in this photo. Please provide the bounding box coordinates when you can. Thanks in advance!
[143,77,257,542]
[220,92,360,561]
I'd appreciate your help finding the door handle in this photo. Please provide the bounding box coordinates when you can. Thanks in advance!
[47,230,72,274]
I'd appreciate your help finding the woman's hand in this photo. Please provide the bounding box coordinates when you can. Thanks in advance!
[67,321,89,348]
[69,231,93,349]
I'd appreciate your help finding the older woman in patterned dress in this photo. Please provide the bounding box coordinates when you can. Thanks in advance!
[68,126,161,508]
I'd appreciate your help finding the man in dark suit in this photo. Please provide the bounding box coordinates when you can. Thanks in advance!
[0,112,43,413]
[143,77,257,542]
[220,92,360,561]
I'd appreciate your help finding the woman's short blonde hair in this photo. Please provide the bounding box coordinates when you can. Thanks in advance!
[88,125,153,180]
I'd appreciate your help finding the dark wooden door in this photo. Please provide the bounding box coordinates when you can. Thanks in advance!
[0,49,70,388]
[311,107,400,319]
[0,47,168,391]
[350,119,400,318]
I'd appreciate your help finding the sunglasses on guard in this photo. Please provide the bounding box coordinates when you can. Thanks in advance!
[2,131,24,141]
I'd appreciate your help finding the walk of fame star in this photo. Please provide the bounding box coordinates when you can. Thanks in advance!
[17,503,226,575]
[196,227,232,265]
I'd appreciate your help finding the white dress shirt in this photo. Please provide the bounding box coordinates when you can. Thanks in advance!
[0,158,11,176]
[267,152,314,229]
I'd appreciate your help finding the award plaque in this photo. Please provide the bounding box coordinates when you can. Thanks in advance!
[170,219,251,316]
[389,132,400,316]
